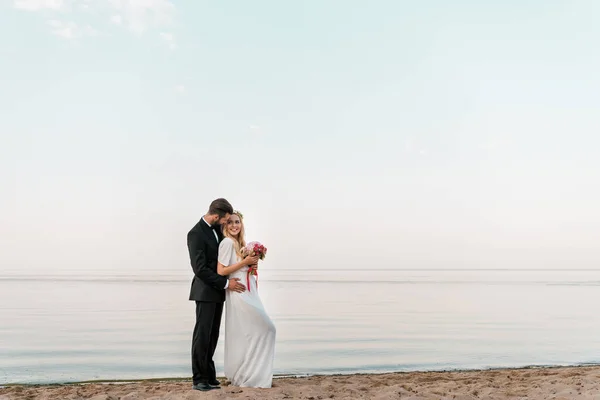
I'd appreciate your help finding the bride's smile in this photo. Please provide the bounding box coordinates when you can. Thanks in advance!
[226,215,242,237]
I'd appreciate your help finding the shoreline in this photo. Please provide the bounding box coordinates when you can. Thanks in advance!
[4,362,600,386]
[2,364,600,399]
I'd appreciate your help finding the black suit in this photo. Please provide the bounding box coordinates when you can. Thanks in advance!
[187,218,228,385]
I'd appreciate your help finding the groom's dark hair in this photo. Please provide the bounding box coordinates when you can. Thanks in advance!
[208,198,233,217]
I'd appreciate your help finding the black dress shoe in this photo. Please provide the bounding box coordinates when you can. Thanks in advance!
[192,383,214,391]
[208,379,221,387]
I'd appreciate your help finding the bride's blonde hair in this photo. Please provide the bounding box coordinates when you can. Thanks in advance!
[222,210,246,259]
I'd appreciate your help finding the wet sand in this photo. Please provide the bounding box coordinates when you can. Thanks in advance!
[1,365,599,399]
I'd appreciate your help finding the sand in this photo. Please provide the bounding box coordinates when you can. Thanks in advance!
[1,365,599,399]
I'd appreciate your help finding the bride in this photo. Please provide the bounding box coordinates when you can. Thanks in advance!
[217,211,276,388]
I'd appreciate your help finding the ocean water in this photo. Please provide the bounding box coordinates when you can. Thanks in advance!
[1,269,600,384]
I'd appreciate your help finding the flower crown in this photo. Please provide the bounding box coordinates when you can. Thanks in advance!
[233,210,244,220]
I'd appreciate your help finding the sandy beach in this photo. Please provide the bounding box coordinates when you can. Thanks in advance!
[1,365,599,400]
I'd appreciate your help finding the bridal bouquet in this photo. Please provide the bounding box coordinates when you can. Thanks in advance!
[241,241,267,291]
[241,241,268,260]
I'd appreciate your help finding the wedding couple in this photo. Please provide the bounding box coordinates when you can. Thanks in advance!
[186,198,276,391]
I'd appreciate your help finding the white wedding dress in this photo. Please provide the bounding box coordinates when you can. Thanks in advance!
[218,237,276,388]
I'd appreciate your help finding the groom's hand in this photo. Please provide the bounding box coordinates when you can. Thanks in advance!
[227,278,246,293]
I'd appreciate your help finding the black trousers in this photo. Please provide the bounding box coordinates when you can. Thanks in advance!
[192,301,224,384]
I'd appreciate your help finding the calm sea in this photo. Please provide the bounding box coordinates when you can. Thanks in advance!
[1,269,600,384]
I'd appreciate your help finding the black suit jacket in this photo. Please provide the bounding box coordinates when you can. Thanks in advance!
[187,218,228,302]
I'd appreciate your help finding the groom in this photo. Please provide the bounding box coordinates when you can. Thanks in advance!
[187,197,246,391]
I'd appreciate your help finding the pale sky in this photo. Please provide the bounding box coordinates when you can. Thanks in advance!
[1,0,599,274]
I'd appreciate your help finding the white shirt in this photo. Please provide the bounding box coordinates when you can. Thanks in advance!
[202,217,229,290]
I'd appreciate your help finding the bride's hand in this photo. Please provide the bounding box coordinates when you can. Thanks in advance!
[244,255,259,265]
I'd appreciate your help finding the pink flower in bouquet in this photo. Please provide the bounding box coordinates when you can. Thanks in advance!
[242,241,267,261]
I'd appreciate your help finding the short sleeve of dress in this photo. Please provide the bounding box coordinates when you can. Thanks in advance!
[218,238,234,266]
